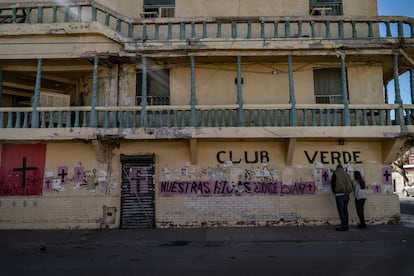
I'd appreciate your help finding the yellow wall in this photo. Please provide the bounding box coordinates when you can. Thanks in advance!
[0,142,119,229]
[0,139,399,229]
[115,140,398,228]
[169,61,384,105]
[4,0,379,18]
[348,65,384,104]
[177,0,378,17]
[343,0,378,17]
[176,0,308,17]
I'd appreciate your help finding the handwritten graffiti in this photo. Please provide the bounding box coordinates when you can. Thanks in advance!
[159,181,315,196]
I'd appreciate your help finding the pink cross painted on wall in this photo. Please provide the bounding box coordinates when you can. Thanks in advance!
[382,167,392,185]
[57,166,68,185]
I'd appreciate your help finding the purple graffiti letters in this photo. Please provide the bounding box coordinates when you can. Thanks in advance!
[159,181,315,196]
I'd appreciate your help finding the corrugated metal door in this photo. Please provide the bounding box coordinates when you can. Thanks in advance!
[120,154,155,228]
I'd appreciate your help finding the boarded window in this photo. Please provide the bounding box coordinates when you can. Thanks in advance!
[136,69,170,105]
[314,68,345,104]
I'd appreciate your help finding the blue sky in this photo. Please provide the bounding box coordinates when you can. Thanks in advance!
[377,0,414,17]
[377,0,414,104]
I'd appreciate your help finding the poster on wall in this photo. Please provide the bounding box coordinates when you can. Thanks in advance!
[0,144,46,196]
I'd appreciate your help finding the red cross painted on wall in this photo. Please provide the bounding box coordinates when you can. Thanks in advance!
[0,144,46,196]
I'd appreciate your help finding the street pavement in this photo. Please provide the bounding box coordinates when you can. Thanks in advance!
[1,221,413,276]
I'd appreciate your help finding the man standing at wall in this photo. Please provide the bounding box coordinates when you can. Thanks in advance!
[331,164,353,231]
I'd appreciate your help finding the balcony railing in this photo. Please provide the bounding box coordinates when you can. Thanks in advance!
[0,104,410,129]
[0,1,413,40]
[0,2,413,131]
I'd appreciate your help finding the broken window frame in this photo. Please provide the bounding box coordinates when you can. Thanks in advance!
[309,0,343,16]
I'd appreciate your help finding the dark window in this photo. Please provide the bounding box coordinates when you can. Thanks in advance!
[13,96,31,107]
[136,69,170,105]
[314,68,346,104]
[309,0,343,16]
[142,0,175,18]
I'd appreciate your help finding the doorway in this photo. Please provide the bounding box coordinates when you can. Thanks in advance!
[120,154,155,228]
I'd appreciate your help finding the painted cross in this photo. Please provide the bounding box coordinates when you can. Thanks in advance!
[44,177,53,192]
[306,182,316,194]
[129,168,138,194]
[372,185,381,193]
[74,167,84,183]
[57,166,68,185]
[321,169,330,186]
[382,167,392,185]
[13,157,38,188]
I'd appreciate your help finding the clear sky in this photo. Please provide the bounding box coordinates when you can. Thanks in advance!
[377,0,414,103]
[378,0,414,17]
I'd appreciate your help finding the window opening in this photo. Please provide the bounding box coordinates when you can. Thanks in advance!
[314,68,346,104]
[142,0,175,18]
[136,69,170,106]
[309,0,343,16]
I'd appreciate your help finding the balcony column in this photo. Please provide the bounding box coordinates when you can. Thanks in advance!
[0,70,3,106]
[90,56,99,127]
[190,56,197,127]
[394,53,403,105]
[31,58,42,128]
[410,68,414,104]
[394,53,403,125]
[288,55,297,126]
[236,56,245,126]
[340,54,350,126]
[140,56,148,127]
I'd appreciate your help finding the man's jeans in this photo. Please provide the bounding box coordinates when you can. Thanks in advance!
[335,194,350,229]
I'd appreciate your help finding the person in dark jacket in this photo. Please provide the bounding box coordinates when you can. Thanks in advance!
[331,164,353,231]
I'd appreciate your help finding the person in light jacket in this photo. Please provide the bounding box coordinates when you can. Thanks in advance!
[352,170,367,229]
[331,164,353,231]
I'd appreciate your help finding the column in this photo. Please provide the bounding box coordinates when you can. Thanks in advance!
[288,55,297,126]
[394,53,403,125]
[31,58,42,128]
[341,54,350,126]
[190,56,197,127]
[236,56,245,126]
[90,56,99,127]
[140,56,148,127]
[410,68,414,104]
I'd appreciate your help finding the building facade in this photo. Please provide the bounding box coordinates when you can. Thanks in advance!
[0,0,413,229]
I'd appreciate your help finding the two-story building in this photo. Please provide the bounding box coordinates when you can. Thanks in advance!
[0,0,413,229]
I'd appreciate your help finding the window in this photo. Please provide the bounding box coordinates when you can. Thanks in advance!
[313,68,345,104]
[142,0,175,18]
[136,69,170,105]
[309,0,343,16]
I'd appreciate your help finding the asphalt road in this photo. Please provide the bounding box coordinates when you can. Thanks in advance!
[399,194,414,214]
[3,240,410,276]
